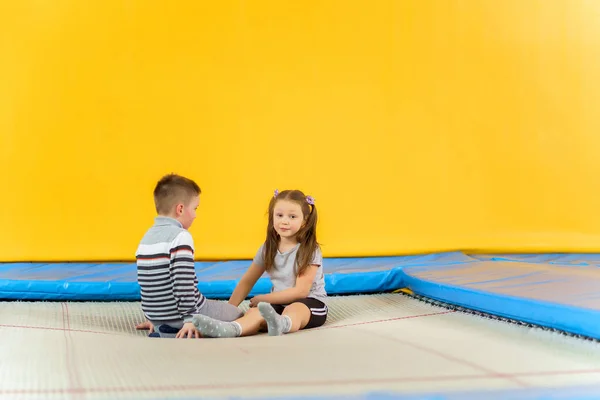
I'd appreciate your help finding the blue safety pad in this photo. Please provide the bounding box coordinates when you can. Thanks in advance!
[0,252,475,301]
[401,259,600,339]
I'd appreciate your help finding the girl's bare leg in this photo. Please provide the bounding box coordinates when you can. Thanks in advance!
[257,302,311,335]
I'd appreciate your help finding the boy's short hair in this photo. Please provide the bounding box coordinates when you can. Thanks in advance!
[153,173,201,215]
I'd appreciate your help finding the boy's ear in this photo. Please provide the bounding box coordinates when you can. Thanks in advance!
[176,203,184,216]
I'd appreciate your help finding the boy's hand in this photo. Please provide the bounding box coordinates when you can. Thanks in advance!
[135,320,154,333]
[176,322,202,338]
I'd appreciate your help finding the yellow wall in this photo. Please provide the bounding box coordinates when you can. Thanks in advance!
[1,1,600,262]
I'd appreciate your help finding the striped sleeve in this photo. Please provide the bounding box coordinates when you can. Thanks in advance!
[170,231,202,322]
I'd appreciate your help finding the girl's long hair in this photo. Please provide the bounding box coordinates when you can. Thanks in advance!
[263,189,318,277]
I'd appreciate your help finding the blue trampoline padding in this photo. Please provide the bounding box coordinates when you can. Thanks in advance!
[401,260,600,339]
[0,252,475,301]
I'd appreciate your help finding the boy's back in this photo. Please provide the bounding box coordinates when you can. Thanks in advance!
[136,216,205,324]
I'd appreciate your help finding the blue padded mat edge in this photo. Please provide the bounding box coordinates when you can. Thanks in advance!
[401,260,600,340]
[0,252,475,301]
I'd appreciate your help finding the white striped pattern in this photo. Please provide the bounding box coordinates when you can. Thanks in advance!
[136,231,205,322]
[310,305,328,316]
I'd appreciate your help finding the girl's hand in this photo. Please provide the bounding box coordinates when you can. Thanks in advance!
[176,322,202,338]
[249,296,264,308]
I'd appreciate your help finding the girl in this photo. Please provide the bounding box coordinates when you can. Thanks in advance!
[192,189,327,337]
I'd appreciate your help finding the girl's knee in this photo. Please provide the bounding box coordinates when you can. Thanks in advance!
[283,302,310,315]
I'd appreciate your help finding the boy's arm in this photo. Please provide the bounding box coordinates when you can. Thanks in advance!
[250,264,319,306]
[228,262,265,306]
[171,231,199,323]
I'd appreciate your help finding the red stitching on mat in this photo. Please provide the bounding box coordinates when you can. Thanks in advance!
[0,324,125,336]
[61,303,84,399]
[61,303,76,395]
[64,302,72,331]
[316,310,455,330]
[363,329,529,387]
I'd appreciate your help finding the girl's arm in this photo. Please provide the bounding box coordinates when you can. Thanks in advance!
[228,262,266,307]
[251,264,319,306]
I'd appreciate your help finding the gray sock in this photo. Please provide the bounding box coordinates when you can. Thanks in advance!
[258,302,291,336]
[192,314,241,338]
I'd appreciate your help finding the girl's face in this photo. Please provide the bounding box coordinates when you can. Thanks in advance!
[272,200,305,240]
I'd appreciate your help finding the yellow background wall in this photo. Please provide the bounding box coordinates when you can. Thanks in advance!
[1,1,600,262]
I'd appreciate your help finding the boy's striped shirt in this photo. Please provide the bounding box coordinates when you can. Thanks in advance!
[136,217,205,323]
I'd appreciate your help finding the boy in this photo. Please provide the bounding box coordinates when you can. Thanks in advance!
[135,173,243,338]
